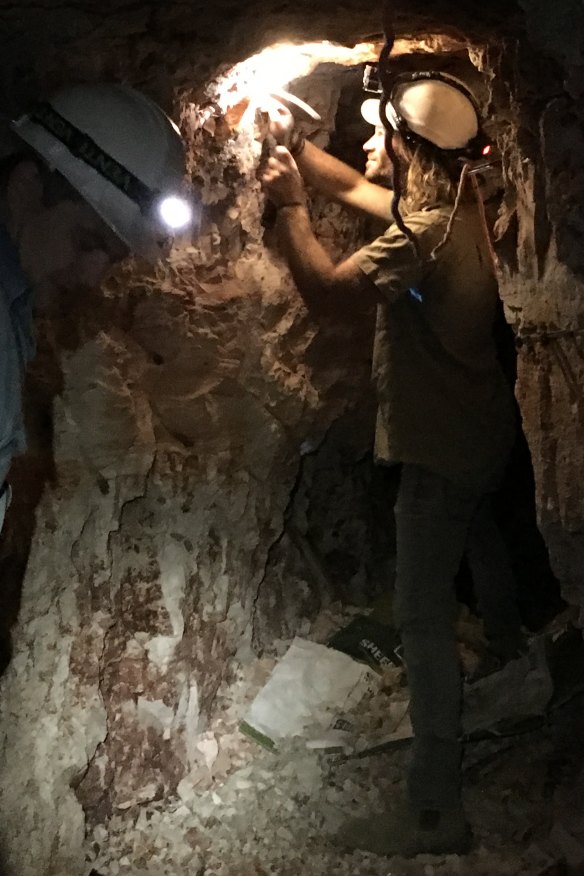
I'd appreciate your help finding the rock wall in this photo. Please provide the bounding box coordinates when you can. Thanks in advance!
[493,3,584,611]
[0,51,377,875]
[0,1,582,873]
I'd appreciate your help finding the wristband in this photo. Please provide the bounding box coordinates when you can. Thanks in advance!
[289,132,306,157]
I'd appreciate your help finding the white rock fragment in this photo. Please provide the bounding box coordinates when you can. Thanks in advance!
[196,733,219,769]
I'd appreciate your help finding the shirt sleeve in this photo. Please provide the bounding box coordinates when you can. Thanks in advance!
[353,208,448,304]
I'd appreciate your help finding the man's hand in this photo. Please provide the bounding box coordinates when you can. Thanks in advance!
[259,97,295,146]
[261,146,307,209]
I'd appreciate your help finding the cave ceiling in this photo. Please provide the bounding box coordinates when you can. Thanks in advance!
[0,0,527,113]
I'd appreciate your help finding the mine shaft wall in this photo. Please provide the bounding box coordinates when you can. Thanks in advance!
[0,1,581,873]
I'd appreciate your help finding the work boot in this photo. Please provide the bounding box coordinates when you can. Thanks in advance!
[338,801,472,858]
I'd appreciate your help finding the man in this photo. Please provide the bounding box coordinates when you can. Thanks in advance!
[262,72,523,856]
[0,83,193,532]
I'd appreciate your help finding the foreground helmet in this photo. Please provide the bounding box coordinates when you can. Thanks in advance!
[11,83,193,262]
[361,72,485,158]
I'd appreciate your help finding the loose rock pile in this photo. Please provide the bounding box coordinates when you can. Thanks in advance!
[86,607,584,875]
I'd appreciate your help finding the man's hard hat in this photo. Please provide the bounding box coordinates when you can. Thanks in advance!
[11,83,193,262]
[361,74,479,152]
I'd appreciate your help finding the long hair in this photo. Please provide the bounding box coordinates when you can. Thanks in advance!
[389,134,470,259]
[399,139,460,209]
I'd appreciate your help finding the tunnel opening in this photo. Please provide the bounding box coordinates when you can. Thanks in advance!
[0,12,583,876]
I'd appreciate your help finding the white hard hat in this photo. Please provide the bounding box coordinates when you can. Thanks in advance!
[361,74,479,151]
[11,83,193,262]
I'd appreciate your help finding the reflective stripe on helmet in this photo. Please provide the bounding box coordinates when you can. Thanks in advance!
[29,102,157,213]
[11,83,193,261]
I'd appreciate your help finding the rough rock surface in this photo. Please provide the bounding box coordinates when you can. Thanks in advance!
[83,607,584,876]
[0,0,581,874]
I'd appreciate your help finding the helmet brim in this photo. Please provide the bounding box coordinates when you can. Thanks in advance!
[11,117,171,263]
[360,98,381,126]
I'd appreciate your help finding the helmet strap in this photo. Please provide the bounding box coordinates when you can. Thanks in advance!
[430,162,471,260]
[379,94,420,258]
[469,170,501,277]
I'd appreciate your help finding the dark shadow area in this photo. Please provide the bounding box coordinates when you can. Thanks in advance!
[0,313,67,676]
[457,303,565,631]
[494,430,566,631]
[494,304,565,630]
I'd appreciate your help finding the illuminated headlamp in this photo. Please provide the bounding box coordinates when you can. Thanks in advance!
[157,195,193,231]
[28,102,194,230]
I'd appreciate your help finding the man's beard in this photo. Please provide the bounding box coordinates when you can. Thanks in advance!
[366,163,393,187]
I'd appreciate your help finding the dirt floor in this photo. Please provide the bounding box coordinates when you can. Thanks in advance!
[86,608,584,876]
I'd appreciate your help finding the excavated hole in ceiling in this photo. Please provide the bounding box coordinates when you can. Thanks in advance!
[198,36,495,151]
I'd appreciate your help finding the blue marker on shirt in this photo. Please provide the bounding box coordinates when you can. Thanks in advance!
[409,287,424,303]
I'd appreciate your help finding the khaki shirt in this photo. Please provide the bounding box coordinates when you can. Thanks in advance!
[354,201,515,489]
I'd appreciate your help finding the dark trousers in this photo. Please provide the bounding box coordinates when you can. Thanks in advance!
[394,464,521,811]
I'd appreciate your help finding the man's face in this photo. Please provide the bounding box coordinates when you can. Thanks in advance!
[363,124,394,183]
[16,187,129,304]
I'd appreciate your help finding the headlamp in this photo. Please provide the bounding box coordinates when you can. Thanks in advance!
[157,195,193,231]
[28,102,195,231]
[362,63,383,96]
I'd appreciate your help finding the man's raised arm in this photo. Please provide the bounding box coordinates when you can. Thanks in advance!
[294,139,392,223]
